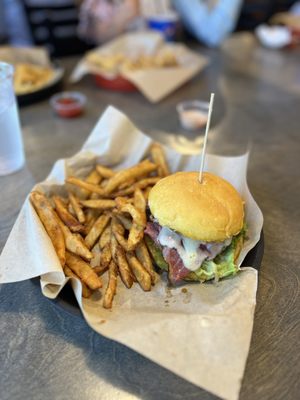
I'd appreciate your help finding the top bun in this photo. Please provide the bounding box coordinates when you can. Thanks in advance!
[148,172,244,242]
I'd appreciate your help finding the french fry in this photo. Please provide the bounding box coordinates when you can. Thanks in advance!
[100,243,112,268]
[100,178,109,188]
[126,252,151,291]
[104,160,157,194]
[115,196,129,208]
[30,191,65,266]
[115,214,132,230]
[143,186,152,201]
[136,240,157,285]
[99,223,111,249]
[77,169,102,198]
[90,192,100,200]
[111,234,133,288]
[122,203,146,227]
[150,143,170,177]
[103,260,118,309]
[63,265,92,298]
[110,231,118,260]
[68,192,85,223]
[115,245,134,288]
[65,252,102,290]
[111,217,129,251]
[85,206,101,224]
[53,196,85,233]
[68,202,76,217]
[117,203,146,250]
[80,199,116,210]
[90,242,101,268]
[66,177,105,196]
[96,164,115,178]
[56,214,93,260]
[118,177,136,190]
[113,177,160,197]
[134,188,146,219]
[84,214,97,236]
[93,264,109,276]
[85,213,110,249]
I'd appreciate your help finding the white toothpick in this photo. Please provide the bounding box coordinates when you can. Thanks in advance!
[198,93,215,184]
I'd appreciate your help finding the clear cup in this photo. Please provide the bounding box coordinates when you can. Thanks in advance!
[0,62,25,176]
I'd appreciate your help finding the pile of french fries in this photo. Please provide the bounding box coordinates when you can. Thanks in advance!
[86,48,178,74]
[30,144,170,309]
[14,63,55,95]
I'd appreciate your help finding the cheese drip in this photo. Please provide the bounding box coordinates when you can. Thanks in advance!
[157,226,232,271]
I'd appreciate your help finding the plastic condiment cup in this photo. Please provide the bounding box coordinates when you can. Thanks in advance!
[176,100,209,131]
[50,91,86,118]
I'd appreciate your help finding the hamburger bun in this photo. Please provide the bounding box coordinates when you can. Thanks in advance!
[148,171,244,242]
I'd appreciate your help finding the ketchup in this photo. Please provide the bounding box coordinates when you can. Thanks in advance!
[57,97,77,105]
[51,92,86,118]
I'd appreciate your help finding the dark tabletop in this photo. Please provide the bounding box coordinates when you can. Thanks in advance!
[0,33,300,400]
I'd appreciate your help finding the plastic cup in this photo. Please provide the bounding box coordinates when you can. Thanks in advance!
[50,91,86,118]
[146,11,179,41]
[176,100,209,131]
[0,62,25,176]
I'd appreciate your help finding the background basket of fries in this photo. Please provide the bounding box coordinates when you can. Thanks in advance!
[0,46,64,106]
[70,31,209,102]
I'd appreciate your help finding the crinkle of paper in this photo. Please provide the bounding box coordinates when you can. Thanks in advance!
[0,46,63,93]
[0,106,263,400]
[70,31,209,103]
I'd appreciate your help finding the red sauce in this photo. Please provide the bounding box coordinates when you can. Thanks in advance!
[51,92,86,118]
[55,97,83,118]
[57,97,78,105]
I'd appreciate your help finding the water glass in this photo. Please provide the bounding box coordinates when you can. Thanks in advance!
[0,62,25,176]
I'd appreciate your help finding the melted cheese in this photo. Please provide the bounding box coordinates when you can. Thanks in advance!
[157,226,232,271]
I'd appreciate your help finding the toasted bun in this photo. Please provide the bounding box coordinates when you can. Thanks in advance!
[148,172,244,242]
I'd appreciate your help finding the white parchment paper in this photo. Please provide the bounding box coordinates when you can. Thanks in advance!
[0,106,263,400]
[70,31,209,103]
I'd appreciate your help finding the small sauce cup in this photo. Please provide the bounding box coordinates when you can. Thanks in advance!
[50,91,86,118]
[176,100,209,131]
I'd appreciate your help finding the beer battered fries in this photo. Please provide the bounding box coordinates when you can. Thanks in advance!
[14,63,55,95]
[30,143,170,309]
[86,48,178,75]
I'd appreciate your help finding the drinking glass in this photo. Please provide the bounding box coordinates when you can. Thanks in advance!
[0,62,25,175]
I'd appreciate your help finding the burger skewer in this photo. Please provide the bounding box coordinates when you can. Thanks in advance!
[199,93,215,184]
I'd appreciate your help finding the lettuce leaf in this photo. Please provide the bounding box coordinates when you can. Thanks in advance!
[186,232,244,282]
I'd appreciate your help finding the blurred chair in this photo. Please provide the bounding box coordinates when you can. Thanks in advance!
[23,0,91,56]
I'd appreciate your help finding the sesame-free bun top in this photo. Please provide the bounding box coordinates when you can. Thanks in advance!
[148,172,244,242]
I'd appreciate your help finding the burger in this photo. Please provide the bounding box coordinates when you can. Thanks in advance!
[145,171,245,284]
